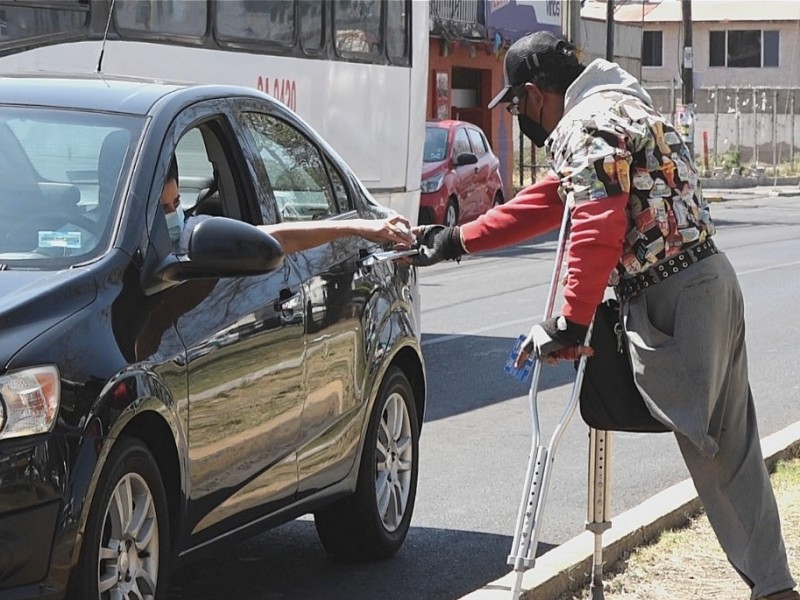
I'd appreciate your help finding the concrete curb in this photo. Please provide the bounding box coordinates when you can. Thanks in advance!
[459,420,800,600]
[704,189,800,203]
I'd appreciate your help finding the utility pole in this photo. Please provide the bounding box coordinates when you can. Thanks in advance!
[606,0,614,61]
[562,0,581,48]
[681,0,694,156]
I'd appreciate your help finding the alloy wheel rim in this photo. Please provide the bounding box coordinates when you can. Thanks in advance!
[445,204,457,227]
[97,472,159,600]
[375,392,413,532]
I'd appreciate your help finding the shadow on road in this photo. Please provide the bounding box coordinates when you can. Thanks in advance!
[422,332,579,423]
[169,519,557,599]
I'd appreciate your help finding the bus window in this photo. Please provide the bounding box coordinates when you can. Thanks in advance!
[386,0,409,65]
[333,0,381,59]
[299,0,323,54]
[242,112,338,222]
[115,0,206,38]
[216,1,295,48]
[0,1,88,44]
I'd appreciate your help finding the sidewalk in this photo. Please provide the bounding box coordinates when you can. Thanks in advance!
[701,182,800,202]
[458,420,800,600]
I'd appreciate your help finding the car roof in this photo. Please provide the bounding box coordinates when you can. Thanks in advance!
[426,119,482,131]
[0,73,270,116]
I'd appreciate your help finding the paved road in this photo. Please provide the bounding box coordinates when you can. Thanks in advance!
[170,193,800,600]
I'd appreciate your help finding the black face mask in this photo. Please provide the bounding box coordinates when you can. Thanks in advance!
[518,113,549,148]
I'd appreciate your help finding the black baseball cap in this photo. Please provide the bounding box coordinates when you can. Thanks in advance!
[488,31,581,109]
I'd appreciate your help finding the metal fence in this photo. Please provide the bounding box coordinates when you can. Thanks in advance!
[646,83,800,176]
[514,85,800,186]
[429,0,483,24]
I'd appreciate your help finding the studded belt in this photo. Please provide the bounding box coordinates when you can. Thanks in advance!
[616,238,718,302]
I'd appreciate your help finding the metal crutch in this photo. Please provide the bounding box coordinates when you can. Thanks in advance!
[506,202,603,600]
[587,428,613,599]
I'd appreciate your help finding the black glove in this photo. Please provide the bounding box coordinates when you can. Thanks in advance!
[413,225,465,267]
[522,315,588,358]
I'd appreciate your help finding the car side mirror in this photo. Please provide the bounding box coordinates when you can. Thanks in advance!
[147,217,284,293]
[455,152,478,167]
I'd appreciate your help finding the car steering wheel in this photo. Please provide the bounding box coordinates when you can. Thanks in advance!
[34,210,104,236]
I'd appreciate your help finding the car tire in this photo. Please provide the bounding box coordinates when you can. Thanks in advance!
[69,437,171,600]
[314,367,419,562]
[444,199,458,227]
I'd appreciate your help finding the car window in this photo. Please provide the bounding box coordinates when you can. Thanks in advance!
[424,126,448,162]
[0,106,143,265]
[325,157,353,212]
[453,128,471,158]
[174,128,216,213]
[241,112,338,222]
[167,119,247,228]
[467,128,488,157]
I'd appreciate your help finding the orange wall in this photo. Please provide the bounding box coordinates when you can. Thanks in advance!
[428,38,515,200]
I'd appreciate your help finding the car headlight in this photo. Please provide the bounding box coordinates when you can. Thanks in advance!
[420,173,445,193]
[0,366,60,440]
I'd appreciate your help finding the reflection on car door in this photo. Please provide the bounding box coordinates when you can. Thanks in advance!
[467,127,492,212]
[157,113,306,544]
[452,126,478,221]
[239,110,366,495]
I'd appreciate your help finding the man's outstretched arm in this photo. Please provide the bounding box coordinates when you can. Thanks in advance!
[460,174,563,253]
[412,175,563,265]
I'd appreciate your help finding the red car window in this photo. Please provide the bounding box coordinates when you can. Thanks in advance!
[466,128,487,157]
[453,128,470,158]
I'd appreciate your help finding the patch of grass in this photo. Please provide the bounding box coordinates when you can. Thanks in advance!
[556,457,800,600]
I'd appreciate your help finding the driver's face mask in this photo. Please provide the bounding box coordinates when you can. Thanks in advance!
[165,206,185,243]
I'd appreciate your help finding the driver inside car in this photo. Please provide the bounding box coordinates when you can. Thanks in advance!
[158,156,414,255]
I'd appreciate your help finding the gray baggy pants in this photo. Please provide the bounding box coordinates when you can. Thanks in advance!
[623,252,795,599]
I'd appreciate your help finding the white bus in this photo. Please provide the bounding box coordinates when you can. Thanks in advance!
[0,0,427,221]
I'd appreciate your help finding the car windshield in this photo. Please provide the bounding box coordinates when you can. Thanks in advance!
[0,106,144,268]
[423,126,448,162]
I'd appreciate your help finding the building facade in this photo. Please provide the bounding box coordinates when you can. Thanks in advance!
[429,0,645,195]
[585,0,800,169]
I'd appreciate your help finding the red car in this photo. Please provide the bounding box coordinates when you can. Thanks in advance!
[419,119,504,226]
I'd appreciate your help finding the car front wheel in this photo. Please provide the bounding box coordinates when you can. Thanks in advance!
[443,199,458,227]
[314,367,419,561]
[70,437,170,600]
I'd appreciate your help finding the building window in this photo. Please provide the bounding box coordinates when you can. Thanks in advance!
[764,30,779,67]
[709,29,779,68]
[642,30,663,67]
[709,31,726,67]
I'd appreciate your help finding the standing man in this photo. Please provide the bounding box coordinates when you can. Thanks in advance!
[412,31,798,600]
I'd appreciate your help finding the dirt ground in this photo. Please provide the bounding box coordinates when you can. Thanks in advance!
[556,457,800,600]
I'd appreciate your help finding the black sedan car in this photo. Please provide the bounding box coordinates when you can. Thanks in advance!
[0,75,425,599]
